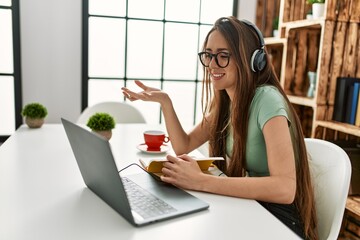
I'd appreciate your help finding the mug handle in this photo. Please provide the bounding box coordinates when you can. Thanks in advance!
[164,136,170,143]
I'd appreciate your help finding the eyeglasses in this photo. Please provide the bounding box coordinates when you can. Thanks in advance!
[198,51,231,68]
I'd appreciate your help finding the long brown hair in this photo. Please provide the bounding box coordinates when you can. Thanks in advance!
[200,16,318,239]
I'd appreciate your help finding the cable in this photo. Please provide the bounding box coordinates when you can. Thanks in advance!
[118,163,145,173]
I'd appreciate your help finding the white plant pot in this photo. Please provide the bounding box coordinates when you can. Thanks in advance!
[93,130,112,140]
[273,29,279,38]
[312,3,325,19]
[25,117,44,128]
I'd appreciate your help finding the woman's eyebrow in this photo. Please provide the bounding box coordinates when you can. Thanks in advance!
[205,48,229,52]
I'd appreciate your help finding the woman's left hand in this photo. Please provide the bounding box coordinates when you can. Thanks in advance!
[161,154,205,190]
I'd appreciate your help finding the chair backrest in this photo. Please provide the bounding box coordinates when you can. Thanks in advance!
[77,101,146,124]
[305,138,351,240]
[197,142,209,157]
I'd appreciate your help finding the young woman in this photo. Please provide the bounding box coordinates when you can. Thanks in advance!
[122,16,318,239]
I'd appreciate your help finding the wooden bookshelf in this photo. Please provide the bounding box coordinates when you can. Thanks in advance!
[258,0,360,139]
[257,1,360,237]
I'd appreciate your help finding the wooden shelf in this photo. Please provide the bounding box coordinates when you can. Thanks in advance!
[264,37,286,46]
[281,18,324,30]
[347,195,360,218]
[316,120,360,138]
[287,95,316,108]
[339,195,360,239]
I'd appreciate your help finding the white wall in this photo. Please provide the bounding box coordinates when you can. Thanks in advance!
[20,0,82,123]
[238,0,257,23]
[19,0,255,124]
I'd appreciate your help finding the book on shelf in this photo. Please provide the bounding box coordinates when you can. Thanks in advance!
[345,85,354,124]
[356,89,360,126]
[333,77,360,123]
[345,82,360,125]
[139,157,224,173]
[346,83,360,125]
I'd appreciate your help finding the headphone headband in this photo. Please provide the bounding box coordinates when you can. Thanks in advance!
[240,19,265,49]
[240,19,266,72]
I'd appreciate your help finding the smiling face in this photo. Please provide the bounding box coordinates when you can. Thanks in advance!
[205,30,238,99]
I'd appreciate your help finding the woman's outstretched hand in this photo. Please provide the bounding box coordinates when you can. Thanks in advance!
[121,80,169,105]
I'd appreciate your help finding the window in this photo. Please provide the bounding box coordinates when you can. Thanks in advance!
[0,0,22,142]
[82,0,237,129]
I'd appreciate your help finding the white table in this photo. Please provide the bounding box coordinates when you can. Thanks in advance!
[0,124,300,240]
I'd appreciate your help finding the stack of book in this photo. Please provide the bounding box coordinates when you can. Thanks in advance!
[333,77,360,126]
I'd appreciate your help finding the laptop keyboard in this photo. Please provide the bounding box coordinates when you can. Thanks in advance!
[122,177,177,219]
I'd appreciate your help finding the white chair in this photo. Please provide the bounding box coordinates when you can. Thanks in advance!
[197,141,209,157]
[305,138,352,240]
[77,101,146,124]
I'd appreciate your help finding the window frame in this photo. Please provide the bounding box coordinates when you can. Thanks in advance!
[81,0,238,125]
[0,0,22,142]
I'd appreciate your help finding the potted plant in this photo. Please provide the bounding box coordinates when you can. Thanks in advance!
[306,0,325,19]
[21,102,48,128]
[86,112,115,140]
[272,17,279,37]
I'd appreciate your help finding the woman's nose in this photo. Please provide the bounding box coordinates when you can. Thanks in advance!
[208,57,218,68]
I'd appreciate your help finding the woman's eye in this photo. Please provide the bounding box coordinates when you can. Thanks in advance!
[219,53,230,58]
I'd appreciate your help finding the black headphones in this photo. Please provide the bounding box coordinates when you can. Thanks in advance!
[241,19,267,72]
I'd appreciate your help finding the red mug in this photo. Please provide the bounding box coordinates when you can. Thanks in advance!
[143,130,169,150]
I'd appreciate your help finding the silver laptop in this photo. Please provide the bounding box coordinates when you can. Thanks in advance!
[61,118,209,226]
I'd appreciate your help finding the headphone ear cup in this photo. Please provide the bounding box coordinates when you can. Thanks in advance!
[250,49,260,72]
[250,49,267,72]
[255,49,266,72]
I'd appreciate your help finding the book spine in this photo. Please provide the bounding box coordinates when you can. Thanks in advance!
[333,78,348,122]
[349,83,360,125]
[356,88,360,126]
[345,85,354,124]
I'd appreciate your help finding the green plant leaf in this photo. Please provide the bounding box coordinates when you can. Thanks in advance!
[21,103,48,118]
[86,112,115,131]
[273,17,279,30]
[306,0,325,4]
